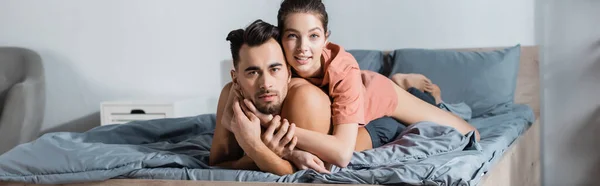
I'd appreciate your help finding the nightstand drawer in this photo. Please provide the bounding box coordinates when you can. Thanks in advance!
[108,113,167,125]
[101,104,174,125]
[102,105,173,115]
[100,98,205,126]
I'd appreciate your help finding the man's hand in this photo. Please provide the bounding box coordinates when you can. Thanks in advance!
[261,115,298,158]
[230,99,262,146]
[288,149,330,174]
[221,83,245,131]
[242,99,274,127]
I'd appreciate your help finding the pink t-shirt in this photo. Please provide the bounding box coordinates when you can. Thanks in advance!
[305,42,398,125]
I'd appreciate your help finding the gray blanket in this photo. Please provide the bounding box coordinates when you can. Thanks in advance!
[0,104,534,185]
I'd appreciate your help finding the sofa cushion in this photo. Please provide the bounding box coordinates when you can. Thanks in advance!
[388,45,521,117]
[347,50,388,75]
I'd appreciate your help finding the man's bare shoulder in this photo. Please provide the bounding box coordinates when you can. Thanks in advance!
[222,82,234,93]
[217,81,234,114]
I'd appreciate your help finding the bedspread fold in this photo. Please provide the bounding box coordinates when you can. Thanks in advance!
[0,104,534,186]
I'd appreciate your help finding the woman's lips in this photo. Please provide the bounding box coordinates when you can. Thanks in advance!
[294,56,312,65]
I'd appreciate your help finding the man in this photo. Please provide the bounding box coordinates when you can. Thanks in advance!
[208,19,434,176]
[208,19,336,176]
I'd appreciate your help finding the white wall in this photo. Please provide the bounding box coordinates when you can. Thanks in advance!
[0,0,535,134]
[326,0,535,50]
[538,0,600,185]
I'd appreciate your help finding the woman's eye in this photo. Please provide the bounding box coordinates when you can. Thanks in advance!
[287,34,297,38]
[311,34,319,38]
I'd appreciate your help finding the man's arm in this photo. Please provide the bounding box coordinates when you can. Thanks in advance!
[210,114,296,175]
[209,84,296,175]
[229,100,296,176]
[209,116,259,170]
[236,139,295,175]
[209,82,258,170]
[213,154,257,170]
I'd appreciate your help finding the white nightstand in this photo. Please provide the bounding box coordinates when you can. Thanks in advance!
[100,98,206,126]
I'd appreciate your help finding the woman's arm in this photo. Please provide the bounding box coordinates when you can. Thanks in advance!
[292,123,358,168]
[246,68,367,168]
[280,79,361,168]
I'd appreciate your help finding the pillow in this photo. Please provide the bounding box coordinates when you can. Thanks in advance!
[347,50,388,75]
[388,45,521,117]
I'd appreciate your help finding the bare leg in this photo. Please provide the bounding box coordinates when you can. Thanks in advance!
[393,73,444,106]
[424,83,443,105]
[355,128,373,151]
[388,81,480,141]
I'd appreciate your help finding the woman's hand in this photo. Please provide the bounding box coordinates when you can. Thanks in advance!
[287,149,330,174]
[261,115,298,158]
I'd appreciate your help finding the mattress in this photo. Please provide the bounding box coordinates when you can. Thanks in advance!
[0,104,534,185]
[466,103,536,185]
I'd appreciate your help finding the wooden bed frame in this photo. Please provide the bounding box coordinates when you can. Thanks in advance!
[468,45,540,186]
[0,46,540,186]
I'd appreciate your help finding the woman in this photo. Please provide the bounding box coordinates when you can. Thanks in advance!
[271,0,480,169]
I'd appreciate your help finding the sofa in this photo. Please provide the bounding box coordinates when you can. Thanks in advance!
[0,47,45,154]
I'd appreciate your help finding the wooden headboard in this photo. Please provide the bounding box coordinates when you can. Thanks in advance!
[515,46,540,118]
[451,46,540,118]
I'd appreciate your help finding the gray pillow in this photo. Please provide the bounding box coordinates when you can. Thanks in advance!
[388,45,521,117]
[347,50,389,75]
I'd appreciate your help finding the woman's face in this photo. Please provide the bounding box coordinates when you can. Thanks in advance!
[281,12,328,78]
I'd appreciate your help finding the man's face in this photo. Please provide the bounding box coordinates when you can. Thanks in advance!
[232,38,290,115]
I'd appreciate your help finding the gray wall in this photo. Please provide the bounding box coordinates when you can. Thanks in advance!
[538,0,600,185]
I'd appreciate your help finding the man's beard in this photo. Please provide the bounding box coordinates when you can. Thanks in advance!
[254,89,282,115]
[256,102,282,115]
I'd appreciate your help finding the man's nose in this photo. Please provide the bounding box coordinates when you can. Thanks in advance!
[259,74,274,90]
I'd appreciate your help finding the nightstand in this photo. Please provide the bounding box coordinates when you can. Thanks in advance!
[100,98,205,126]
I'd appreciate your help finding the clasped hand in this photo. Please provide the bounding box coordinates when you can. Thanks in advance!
[241,101,330,174]
[223,84,329,173]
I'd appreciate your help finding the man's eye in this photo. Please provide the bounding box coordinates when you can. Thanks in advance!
[248,71,258,75]
[272,68,280,72]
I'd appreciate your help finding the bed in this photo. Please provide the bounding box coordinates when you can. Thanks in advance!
[0,45,540,186]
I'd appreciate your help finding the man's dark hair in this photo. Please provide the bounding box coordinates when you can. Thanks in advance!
[226,19,280,69]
